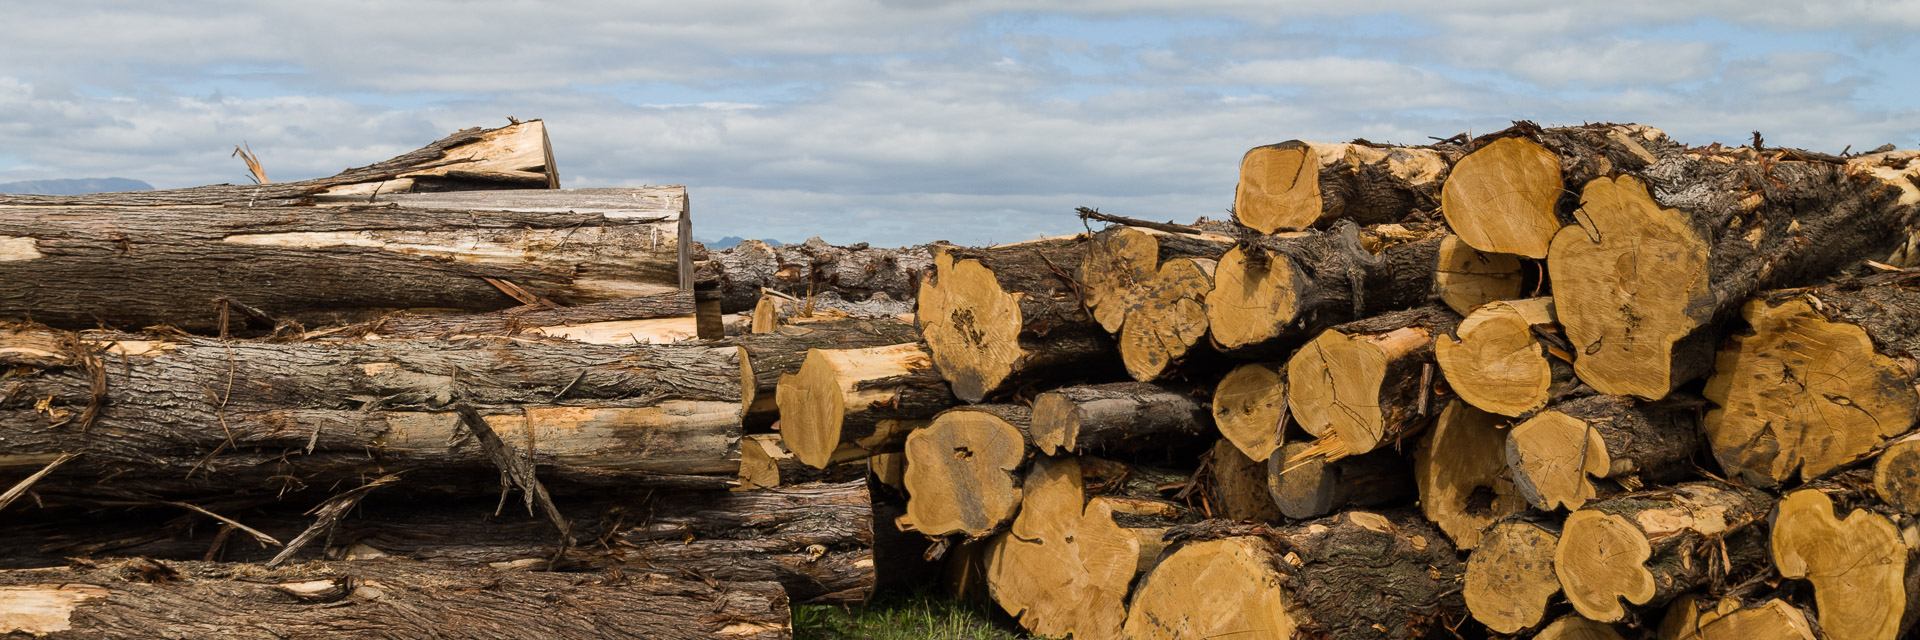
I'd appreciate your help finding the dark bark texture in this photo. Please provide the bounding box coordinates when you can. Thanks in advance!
[709,238,938,313]
[1468,121,1688,230]
[1028,382,1209,456]
[1507,394,1705,510]
[1267,442,1416,520]
[1249,139,1465,226]
[342,291,694,339]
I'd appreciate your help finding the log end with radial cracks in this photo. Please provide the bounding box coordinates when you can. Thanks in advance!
[917,251,1025,403]
[1549,175,1711,400]
[1506,410,1610,511]
[1235,142,1324,234]
[1212,363,1287,462]
[1118,258,1215,381]
[1120,536,1297,640]
[1081,226,1165,334]
[1465,520,1562,634]
[1434,235,1526,316]
[1705,297,1920,487]
[1206,243,1304,355]
[897,407,1030,538]
[1772,489,1911,640]
[1286,318,1440,455]
[986,456,1151,640]
[1657,596,1818,640]
[776,342,937,469]
[1442,135,1564,258]
[1436,297,1559,417]
[1555,509,1656,623]
[1415,400,1527,550]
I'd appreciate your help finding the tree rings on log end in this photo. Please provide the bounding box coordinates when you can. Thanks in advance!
[777,342,938,469]
[1121,536,1295,640]
[1434,235,1525,317]
[917,252,1024,403]
[1435,297,1559,417]
[1118,257,1215,381]
[1235,142,1322,234]
[1081,227,1164,334]
[1657,596,1816,640]
[1207,244,1303,353]
[1555,509,1655,622]
[1506,410,1610,511]
[1213,363,1287,462]
[1286,320,1437,455]
[1415,400,1526,550]
[897,407,1030,538]
[1466,520,1562,634]
[1442,136,1563,258]
[1874,437,1920,514]
[1772,489,1910,640]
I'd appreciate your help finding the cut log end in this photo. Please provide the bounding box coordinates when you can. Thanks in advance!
[1415,400,1527,549]
[1080,226,1164,334]
[1212,363,1286,462]
[1506,411,1610,511]
[1286,318,1440,454]
[1873,437,1920,514]
[1121,536,1297,640]
[1555,509,1656,622]
[1207,245,1302,353]
[1211,439,1281,522]
[1234,143,1322,234]
[776,342,942,469]
[1435,235,1525,316]
[986,456,1159,640]
[750,296,779,333]
[1435,297,1559,417]
[1705,297,1919,486]
[1538,616,1625,640]
[917,252,1025,403]
[1658,597,1817,640]
[1772,489,1909,640]
[1465,520,1562,634]
[1117,257,1215,381]
[897,407,1030,538]
[1441,135,1564,258]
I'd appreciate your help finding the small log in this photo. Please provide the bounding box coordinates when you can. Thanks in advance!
[1210,439,1281,522]
[1434,235,1526,316]
[1078,225,1234,333]
[1874,436,1920,514]
[1657,596,1818,640]
[775,342,952,468]
[1232,140,1462,233]
[1555,481,1772,622]
[0,120,560,207]
[1267,441,1413,520]
[1772,488,1920,640]
[1028,382,1208,456]
[1122,512,1465,640]
[1506,394,1704,511]
[708,238,935,313]
[723,317,920,428]
[917,235,1115,403]
[1207,223,1444,358]
[0,560,790,640]
[1464,517,1563,634]
[897,405,1034,538]
[1116,257,1217,381]
[1435,297,1574,417]
[1211,362,1287,462]
[1413,400,1528,549]
[1441,122,1679,258]
[1286,306,1459,456]
[734,434,868,490]
[1704,274,1920,486]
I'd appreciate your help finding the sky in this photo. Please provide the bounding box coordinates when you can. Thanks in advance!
[2,2,1917,247]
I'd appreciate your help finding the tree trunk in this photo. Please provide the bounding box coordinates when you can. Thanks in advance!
[1210,439,1281,522]
[1464,517,1562,634]
[774,342,951,468]
[1233,139,1462,233]
[1028,382,1208,456]
[896,405,1033,538]
[1772,488,1920,640]
[1506,394,1705,511]
[0,120,561,207]
[1435,297,1575,417]
[0,559,790,640]
[1547,146,1920,399]
[1704,273,1920,487]
[1413,400,1528,550]
[1211,362,1288,462]
[1556,481,1773,622]
[344,291,694,342]
[722,317,920,428]
[917,235,1117,403]
[707,238,935,314]
[1267,441,1413,520]
[1078,226,1234,334]
[0,327,744,496]
[1123,512,1465,640]
[1117,257,1218,380]
[1207,223,1445,358]
[1286,306,1459,456]
[1658,596,1818,640]
[1434,235,1526,316]
[1441,122,1680,258]
[0,194,689,332]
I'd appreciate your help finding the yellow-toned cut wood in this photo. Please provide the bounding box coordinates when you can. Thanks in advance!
[1285,323,1434,454]
[1117,257,1215,381]
[1080,226,1160,333]
[1212,363,1286,462]
[1415,401,1526,549]
[1434,235,1525,316]
[1555,510,1655,622]
[1772,489,1911,640]
[1235,144,1321,234]
[1657,596,1816,640]
[1207,243,1303,351]
[1506,411,1610,510]
[1121,537,1296,640]
[1549,175,1711,400]
[917,251,1025,402]
[986,457,1161,640]
[1705,297,1920,486]
[1465,520,1561,633]
[1537,615,1624,640]
[751,296,779,333]
[777,342,939,468]
[1436,297,1560,417]
[1874,436,1920,514]
[897,408,1029,538]
[1442,136,1564,258]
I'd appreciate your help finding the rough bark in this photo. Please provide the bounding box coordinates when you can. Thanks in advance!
[896,405,1033,538]
[0,197,686,332]
[0,120,560,207]
[1286,306,1460,456]
[1206,222,1445,359]
[774,342,951,468]
[1266,441,1414,520]
[1704,273,1920,487]
[1232,139,1463,233]
[1772,488,1920,640]
[0,559,790,640]
[1506,394,1705,511]
[720,317,920,427]
[1555,482,1773,622]
[1028,382,1208,456]
[1434,234,1527,316]
[1435,297,1575,417]
[1464,517,1563,634]
[1208,439,1281,522]
[0,326,744,496]
[917,235,1117,403]
[1442,122,1681,258]
[1414,400,1528,550]
[708,238,936,314]
[1078,225,1234,334]
[1123,512,1466,640]
[339,291,694,341]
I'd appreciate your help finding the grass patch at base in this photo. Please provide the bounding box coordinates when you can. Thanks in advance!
[793,589,1043,640]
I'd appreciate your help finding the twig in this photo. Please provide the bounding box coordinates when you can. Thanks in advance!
[0,453,79,514]
[162,500,282,547]
[267,472,403,567]
[1075,207,1204,235]
[453,403,574,548]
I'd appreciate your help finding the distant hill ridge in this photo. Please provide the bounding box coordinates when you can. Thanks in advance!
[703,236,785,250]
[0,177,153,195]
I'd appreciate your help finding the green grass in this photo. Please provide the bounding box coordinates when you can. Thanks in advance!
[793,589,1044,640]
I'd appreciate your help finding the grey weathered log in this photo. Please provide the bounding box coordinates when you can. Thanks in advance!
[1027,382,1208,455]
[709,238,938,313]
[336,291,694,340]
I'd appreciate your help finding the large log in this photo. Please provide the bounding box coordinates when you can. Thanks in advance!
[1028,382,1208,456]
[917,235,1115,403]
[0,120,560,207]
[896,405,1033,538]
[1207,223,1445,358]
[1435,297,1575,417]
[1772,488,1920,640]
[1658,596,1818,640]
[1286,306,1459,456]
[1433,235,1526,316]
[1413,400,1527,549]
[1078,226,1233,334]
[1703,273,1920,487]
[1441,122,1679,258]
[1506,394,1704,511]
[1555,482,1772,622]
[0,326,744,495]
[1232,140,1461,233]
[0,559,790,640]
[724,317,920,427]
[774,342,952,468]
[0,188,693,332]
[1122,512,1465,640]
[342,291,695,343]
[708,238,935,314]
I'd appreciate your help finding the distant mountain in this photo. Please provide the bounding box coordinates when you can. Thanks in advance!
[703,236,785,250]
[0,177,153,195]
